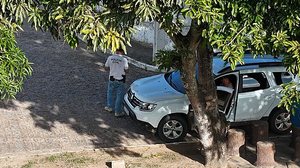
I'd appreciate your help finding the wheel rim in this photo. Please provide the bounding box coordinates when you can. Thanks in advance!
[162,120,183,140]
[275,112,292,131]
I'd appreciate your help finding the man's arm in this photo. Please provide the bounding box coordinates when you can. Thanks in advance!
[124,58,129,73]
[104,56,110,71]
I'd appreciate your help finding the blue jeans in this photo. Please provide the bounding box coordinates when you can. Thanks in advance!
[107,80,125,114]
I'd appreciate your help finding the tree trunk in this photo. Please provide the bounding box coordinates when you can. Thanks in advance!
[180,39,228,167]
[169,20,228,167]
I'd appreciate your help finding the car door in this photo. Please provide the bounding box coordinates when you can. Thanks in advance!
[215,72,240,122]
[271,71,294,107]
[235,72,275,121]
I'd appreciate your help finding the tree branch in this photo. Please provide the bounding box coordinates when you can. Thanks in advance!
[227,24,247,46]
[186,19,205,49]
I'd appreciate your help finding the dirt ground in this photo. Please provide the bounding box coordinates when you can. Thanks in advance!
[1,137,298,168]
[0,143,206,168]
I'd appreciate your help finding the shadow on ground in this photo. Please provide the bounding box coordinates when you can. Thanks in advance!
[0,23,160,157]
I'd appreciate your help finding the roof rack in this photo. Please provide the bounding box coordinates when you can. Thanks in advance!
[218,62,283,74]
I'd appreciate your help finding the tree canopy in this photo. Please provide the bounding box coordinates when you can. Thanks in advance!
[2,0,300,72]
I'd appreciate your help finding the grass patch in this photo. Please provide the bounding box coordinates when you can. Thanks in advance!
[142,152,177,160]
[159,153,178,161]
[127,162,161,168]
[45,155,58,162]
[43,152,95,165]
[45,153,74,162]
[67,156,93,164]
[143,153,163,159]
[21,161,36,168]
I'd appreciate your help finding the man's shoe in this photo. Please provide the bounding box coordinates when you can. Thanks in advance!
[115,112,125,117]
[104,106,113,112]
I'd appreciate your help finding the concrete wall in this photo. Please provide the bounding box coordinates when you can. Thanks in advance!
[132,22,155,46]
[132,22,173,52]
[132,19,191,52]
[132,19,192,60]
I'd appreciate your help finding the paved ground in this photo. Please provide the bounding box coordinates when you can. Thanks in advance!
[0,23,160,157]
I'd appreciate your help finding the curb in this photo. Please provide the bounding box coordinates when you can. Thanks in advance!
[123,55,161,72]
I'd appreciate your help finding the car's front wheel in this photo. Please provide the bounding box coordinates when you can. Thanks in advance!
[157,115,188,143]
[269,109,292,134]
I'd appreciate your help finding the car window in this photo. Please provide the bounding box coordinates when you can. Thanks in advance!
[273,72,293,85]
[164,67,200,94]
[165,71,185,93]
[215,74,237,89]
[241,73,269,92]
[217,90,233,115]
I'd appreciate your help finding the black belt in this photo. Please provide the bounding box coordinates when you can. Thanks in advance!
[110,76,125,83]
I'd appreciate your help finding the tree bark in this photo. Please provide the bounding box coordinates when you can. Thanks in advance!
[177,39,227,167]
[195,38,228,166]
[169,20,228,167]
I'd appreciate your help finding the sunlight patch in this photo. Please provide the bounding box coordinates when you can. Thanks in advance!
[34,40,43,44]
[99,123,110,129]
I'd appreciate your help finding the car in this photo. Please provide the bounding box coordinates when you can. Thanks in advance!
[123,55,293,142]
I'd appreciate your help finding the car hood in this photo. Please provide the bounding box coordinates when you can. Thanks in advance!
[130,74,184,103]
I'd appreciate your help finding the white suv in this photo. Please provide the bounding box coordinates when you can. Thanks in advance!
[123,56,293,142]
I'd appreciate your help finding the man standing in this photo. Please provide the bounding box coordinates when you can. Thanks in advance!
[104,48,129,117]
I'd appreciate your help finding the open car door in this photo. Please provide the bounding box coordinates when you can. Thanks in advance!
[215,71,240,122]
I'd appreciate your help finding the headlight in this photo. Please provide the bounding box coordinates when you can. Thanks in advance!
[139,102,157,111]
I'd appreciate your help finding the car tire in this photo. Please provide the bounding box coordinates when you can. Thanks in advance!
[269,109,292,134]
[157,115,188,143]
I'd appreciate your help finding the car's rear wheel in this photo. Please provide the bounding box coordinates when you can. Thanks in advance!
[269,109,292,134]
[157,115,188,143]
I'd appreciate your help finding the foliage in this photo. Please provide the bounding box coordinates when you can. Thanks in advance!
[184,0,300,69]
[0,26,32,99]
[279,82,300,114]
[155,49,181,71]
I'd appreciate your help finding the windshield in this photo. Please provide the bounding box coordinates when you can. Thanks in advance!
[165,71,186,94]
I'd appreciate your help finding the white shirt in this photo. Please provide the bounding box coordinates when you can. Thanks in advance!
[105,54,129,80]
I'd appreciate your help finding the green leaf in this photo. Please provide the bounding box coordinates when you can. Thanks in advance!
[55,15,64,20]
[80,29,91,34]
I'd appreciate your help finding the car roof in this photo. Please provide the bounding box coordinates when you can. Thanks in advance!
[168,54,284,94]
[213,54,283,75]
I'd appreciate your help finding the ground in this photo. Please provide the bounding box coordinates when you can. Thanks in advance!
[1,142,260,168]
[1,143,206,168]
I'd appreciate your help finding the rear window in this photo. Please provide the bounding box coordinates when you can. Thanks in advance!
[273,72,293,85]
[241,73,269,92]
